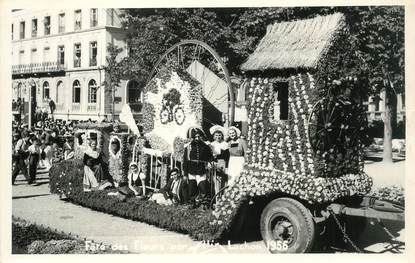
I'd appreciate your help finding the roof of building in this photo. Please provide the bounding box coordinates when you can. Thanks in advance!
[240,13,346,71]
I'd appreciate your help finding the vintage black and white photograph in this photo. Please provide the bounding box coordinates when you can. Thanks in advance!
[2,2,411,257]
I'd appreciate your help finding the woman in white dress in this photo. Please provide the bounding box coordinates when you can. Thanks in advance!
[208,125,229,196]
[227,126,247,186]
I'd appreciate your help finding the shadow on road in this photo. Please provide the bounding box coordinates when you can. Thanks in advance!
[12,193,51,200]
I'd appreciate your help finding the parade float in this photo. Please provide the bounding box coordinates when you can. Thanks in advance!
[49,13,404,253]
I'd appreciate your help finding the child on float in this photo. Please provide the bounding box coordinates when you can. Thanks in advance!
[118,162,146,198]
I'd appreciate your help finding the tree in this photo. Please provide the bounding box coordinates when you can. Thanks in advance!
[110,7,404,163]
[347,6,404,162]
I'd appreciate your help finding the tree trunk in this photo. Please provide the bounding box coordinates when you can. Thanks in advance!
[382,84,393,163]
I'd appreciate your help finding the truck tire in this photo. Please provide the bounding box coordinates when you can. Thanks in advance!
[260,197,315,253]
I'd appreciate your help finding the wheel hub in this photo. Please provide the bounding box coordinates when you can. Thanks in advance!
[272,218,295,244]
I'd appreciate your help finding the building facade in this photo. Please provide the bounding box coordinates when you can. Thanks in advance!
[11,9,142,122]
[366,91,405,123]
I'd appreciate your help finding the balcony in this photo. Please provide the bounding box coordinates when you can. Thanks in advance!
[87,104,97,112]
[12,62,66,75]
[72,103,80,112]
[89,57,97,67]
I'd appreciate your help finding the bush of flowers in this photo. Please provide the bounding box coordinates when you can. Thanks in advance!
[12,217,120,254]
[49,160,226,241]
[371,186,405,206]
[49,159,84,198]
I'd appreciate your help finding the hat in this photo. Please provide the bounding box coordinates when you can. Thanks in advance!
[209,125,226,136]
[228,126,241,137]
[129,162,138,168]
[187,127,205,139]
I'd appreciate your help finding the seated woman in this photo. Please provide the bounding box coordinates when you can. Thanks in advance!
[118,162,146,197]
[150,168,189,206]
[83,138,111,191]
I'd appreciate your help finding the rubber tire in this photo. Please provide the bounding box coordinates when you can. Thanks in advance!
[260,197,315,253]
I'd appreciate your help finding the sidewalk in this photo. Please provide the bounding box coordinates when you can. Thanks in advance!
[12,161,405,254]
[12,170,268,254]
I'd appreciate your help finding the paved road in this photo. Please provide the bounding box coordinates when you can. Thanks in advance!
[12,161,405,254]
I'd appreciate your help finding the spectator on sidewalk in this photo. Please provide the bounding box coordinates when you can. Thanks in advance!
[12,131,31,185]
[27,139,44,185]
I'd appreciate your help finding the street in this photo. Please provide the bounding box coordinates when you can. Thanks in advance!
[11,160,405,254]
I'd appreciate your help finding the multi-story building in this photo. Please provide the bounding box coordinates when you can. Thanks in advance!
[366,91,405,123]
[11,9,143,122]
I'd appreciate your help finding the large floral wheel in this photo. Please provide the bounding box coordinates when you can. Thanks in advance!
[147,40,235,126]
[307,98,363,154]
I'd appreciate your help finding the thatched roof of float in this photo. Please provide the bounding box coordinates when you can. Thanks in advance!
[241,13,346,71]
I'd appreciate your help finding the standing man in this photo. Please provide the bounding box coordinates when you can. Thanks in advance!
[183,127,213,207]
[12,131,31,185]
[48,98,56,121]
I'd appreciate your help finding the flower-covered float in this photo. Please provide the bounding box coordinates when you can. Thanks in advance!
[208,13,380,252]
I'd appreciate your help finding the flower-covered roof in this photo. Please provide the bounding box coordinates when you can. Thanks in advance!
[240,13,346,71]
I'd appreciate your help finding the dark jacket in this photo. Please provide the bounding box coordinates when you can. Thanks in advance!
[182,140,213,177]
[160,177,189,204]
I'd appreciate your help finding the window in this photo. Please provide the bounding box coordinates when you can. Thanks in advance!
[72,80,81,103]
[270,82,289,122]
[31,19,37,37]
[127,80,143,112]
[56,80,64,103]
[89,41,97,66]
[58,13,65,33]
[57,45,65,65]
[44,16,50,35]
[127,80,143,103]
[74,10,82,30]
[19,50,24,64]
[90,9,98,27]
[88,79,97,103]
[43,46,50,61]
[20,21,25,39]
[31,48,38,63]
[74,43,81,67]
[43,81,50,100]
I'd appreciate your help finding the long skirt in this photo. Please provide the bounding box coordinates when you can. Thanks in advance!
[213,159,227,197]
[227,156,245,187]
[83,165,99,190]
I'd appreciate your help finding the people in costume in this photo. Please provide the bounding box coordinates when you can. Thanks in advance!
[208,125,229,198]
[151,168,189,205]
[183,127,214,205]
[227,126,247,186]
[82,138,109,191]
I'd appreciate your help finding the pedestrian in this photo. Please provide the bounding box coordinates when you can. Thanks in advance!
[27,139,43,185]
[183,127,213,206]
[208,125,229,198]
[227,126,248,186]
[48,98,56,120]
[12,131,31,185]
